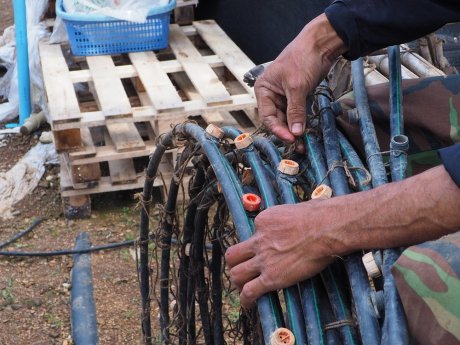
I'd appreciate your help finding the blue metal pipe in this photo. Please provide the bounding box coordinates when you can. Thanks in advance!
[13,0,31,125]
[71,232,99,345]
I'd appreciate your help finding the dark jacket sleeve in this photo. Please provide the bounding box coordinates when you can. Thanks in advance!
[325,0,460,60]
[438,143,460,188]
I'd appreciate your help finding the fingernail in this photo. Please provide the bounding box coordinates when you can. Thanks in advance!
[291,122,303,135]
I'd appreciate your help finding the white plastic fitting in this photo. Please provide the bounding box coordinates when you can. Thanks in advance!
[277,159,299,176]
[311,184,333,200]
[234,132,253,150]
[205,124,224,140]
[362,252,382,279]
[270,328,295,345]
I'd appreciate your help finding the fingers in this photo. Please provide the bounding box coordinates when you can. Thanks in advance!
[225,238,255,269]
[239,276,271,308]
[285,84,307,136]
[255,81,295,144]
[229,256,260,290]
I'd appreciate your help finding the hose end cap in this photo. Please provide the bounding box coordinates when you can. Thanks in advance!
[234,132,253,150]
[277,159,299,175]
[362,252,382,278]
[270,327,295,345]
[205,124,224,139]
[311,184,333,200]
[242,193,261,212]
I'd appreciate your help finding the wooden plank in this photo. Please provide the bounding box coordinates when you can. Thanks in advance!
[129,52,184,112]
[201,110,238,127]
[61,175,164,197]
[109,159,138,185]
[69,56,225,83]
[106,122,146,153]
[169,24,232,106]
[193,20,256,97]
[68,127,96,160]
[53,128,82,152]
[52,93,257,130]
[62,153,101,188]
[39,42,81,124]
[86,55,133,118]
[71,142,156,165]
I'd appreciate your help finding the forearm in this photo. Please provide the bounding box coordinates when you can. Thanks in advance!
[325,0,460,59]
[318,165,460,255]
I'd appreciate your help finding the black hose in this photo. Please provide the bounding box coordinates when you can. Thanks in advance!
[159,145,195,343]
[192,183,220,345]
[178,165,207,345]
[0,218,43,250]
[0,238,138,257]
[138,131,175,345]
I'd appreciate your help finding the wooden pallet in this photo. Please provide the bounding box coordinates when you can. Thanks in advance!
[39,20,258,216]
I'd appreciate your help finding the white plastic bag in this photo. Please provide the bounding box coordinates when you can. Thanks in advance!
[63,0,170,23]
[0,0,50,123]
[0,142,58,219]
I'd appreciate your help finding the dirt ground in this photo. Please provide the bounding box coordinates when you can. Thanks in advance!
[0,4,161,345]
[0,133,155,345]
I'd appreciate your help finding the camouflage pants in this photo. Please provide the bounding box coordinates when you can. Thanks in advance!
[392,233,460,345]
[337,74,460,176]
[336,75,460,344]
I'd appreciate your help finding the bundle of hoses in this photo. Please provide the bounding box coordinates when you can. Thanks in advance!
[138,49,409,345]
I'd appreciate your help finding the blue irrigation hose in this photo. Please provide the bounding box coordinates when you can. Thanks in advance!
[71,232,99,345]
[337,131,371,192]
[352,58,409,345]
[222,127,280,214]
[304,132,331,188]
[351,60,388,188]
[316,279,343,345]
[382,45,410,345]
[301,142,365,345]
[276,166,324,345]
[388,45,409,183]
[316,82,377,345]
[177,123,284,344]
[310,131,381,345]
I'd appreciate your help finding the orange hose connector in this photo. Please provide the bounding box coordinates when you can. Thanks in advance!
[234,132,253,150]
[241,193,261,212]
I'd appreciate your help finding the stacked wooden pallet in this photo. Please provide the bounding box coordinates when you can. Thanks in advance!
[39,20,259,217]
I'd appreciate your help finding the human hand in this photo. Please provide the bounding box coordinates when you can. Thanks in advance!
[225,200,343,308]
[254,13,346,144]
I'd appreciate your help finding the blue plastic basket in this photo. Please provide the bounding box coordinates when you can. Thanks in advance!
[56,0,176,56]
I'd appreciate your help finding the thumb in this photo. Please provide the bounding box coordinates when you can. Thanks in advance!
[285,86,307,136]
